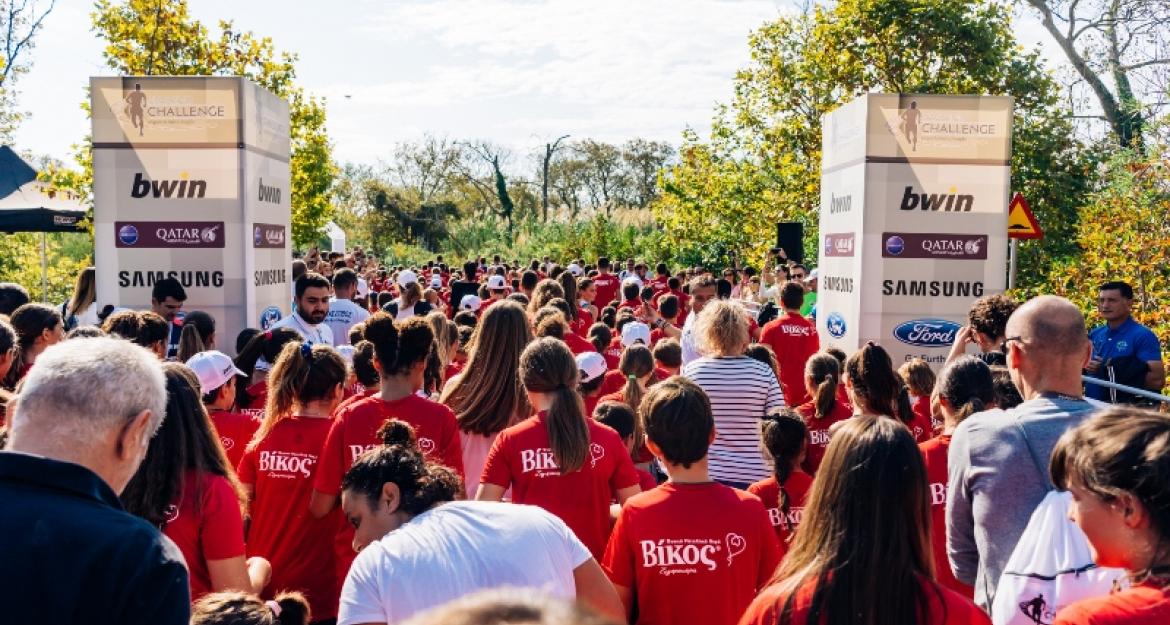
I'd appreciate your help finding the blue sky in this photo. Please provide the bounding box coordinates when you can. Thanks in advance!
[12,0,1064,166]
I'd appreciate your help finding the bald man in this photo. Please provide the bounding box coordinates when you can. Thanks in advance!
[945,296,1103,610]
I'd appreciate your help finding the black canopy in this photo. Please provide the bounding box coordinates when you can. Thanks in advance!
[0,146,87,233]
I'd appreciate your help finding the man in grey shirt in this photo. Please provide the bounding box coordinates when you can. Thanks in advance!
[946,295,1100,610]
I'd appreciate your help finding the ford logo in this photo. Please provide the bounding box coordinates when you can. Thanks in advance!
[893,318,961,348]
[885,235,905,256]
[259,306,283,331]
[253,226,263,246]
[826,312,847,339]
[118,224,139,246]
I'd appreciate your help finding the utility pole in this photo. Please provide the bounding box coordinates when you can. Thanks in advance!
[541,134,570,222]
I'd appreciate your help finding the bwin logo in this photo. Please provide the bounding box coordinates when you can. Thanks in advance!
[899,185,973,212]
[131,172,207,199]
[829,193,852,214]
[258,178,282,204]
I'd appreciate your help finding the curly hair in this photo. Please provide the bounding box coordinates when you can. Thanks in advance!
[967,294,1018,341]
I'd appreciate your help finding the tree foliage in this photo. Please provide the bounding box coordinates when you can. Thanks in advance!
[654,0,1095,277]
[0,0,56,143]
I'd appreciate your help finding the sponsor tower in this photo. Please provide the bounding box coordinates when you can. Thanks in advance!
[91,77,291,355]
[817,94,1011,367]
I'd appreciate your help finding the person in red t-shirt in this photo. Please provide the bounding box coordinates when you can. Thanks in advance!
[187,350,258,469]
[310,313,463,582]
[738,416,989,625]
[478,338,641,559]
[233,327,302,422]
[616,280,643,314]
[239,341,348,621]
[922,356,994,600]
[120,364,270,602]
[578,277,600,323]
[650,295,681,347]
[749,410,814,556]
[899,357,938,442]
[1050,407,1170,625]
[604,377,781,625]
[759,282,819,408]
[794,353,854,475]
[557,272,593,338]
[844,342,921,442]
[577,351,609,418]
[592,258,621,310]
[649,263,671,295]
[594,401,658,492]
[335,340,380,414]
[595,344,655,466]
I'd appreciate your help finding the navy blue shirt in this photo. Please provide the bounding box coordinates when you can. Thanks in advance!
[1087,317,1163,401]
[0,452,190,625]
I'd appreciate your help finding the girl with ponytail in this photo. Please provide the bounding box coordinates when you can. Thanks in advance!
[176,311,217,362]
[749,410,813,556]
[920,355,995,599]
[337,419,625,625]
[596,344,654,466]
[477,337,642,559]
[191,590,310,625]
[234,327,301,421]
[844,342,919,438]
[310,312,462,582]
[238,341,347,623]
[794,352,854,475]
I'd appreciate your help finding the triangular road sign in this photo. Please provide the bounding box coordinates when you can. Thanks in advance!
[1008,192,1043,240]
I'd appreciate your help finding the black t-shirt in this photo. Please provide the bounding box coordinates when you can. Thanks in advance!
[0,453,190,625]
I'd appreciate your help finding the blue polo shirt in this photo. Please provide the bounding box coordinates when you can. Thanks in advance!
[0,451,190,625]
[1087,317,1163,401]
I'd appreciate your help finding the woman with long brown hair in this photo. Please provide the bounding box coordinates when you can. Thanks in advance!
[239,342,347,623]
[477,337,641,559]
[440,300,533,498]
[844,341,916,429]
[61,265,99,330]
[233,328,301,421]
[2,303,64,388]
[739,416,989,625]
[120,363,270,602]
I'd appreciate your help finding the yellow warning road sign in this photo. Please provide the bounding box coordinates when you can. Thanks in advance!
[1008,192,1043,240]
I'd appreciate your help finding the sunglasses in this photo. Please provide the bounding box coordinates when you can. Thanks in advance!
[1000,335,1025,355]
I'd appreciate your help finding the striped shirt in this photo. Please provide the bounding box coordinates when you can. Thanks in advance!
[683,356,785,485]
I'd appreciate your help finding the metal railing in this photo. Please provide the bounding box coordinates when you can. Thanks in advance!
[1082,375,1170,404]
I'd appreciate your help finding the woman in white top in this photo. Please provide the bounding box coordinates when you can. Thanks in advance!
[336,419,622,625]
[682,299,784,489]
[61,266,102,330]
[439,301,533,498]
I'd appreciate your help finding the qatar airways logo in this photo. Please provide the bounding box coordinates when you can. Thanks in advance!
[640,534,747,575]
[767,506,806,529]
[259,451,316,478]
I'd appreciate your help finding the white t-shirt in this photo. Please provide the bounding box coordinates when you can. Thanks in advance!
[324,298,370,346]
[357,277,369,299]
[269,312,335,346]
[338,500,591,625]
[393,298,416,321]
[680,312,701,366]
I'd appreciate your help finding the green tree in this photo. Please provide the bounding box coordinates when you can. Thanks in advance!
[654,0,1095,277]
[45,0,335,247]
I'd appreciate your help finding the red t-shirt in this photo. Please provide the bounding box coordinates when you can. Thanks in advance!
[738,577,990,625]
[747,471,814,555]
[602,337,623,371]
[564,331,598,355]
[919,435,974,600]
[636,468,657,492]
[444,360,464,382]
[314,393,464,577]
[480,412,639,558]
[162,470,246,601]
[911,395,934,441]
[649,276,671,294]
[1054,581,1170,625]
[760,313,819,408]
[334,387,377,414]
[238,417,341,619]
[603,482,782,625]
[598,369,626,398]
[238,380,268,422]
[794,399,853,475]
[593,273,621,309]
[571,308,594,337]
[654,366,674,382]
[617,299,642,314]
[208,409,259,470]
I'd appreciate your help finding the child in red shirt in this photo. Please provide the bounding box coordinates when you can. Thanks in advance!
[310,314,463,582]
[187,350,258,469]
[1051,407,1170,625]
[739,415,988,625]
[238,342,348,621]
[794,353,854,475]
[593,401,658,492]
[595,344,654,464]
[604,377,781,625]
[899,357,938,442]
[749,410,814,556]
[233,327,302,422]
[478,338,641,559]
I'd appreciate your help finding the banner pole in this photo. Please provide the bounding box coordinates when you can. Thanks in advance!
[1008,238,1018,291]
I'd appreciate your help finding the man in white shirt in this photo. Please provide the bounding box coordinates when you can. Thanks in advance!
[324,268,370,346]
[271,272,334,345]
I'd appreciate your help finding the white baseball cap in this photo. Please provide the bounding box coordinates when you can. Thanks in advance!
[804,268,819,283]
[430,275,443,288]
[621,321,652,347]
[622,276,644,290]
[186,350,246,395]
[397,270,419,287]
[567,263,583,277]
[486,274,507,291]
[576,352,608,384]
[460,294,482,312]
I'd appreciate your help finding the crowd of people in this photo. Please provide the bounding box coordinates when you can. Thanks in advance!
[0,250,1167,625]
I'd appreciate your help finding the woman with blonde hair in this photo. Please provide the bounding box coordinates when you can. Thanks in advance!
[527,279,565,316]
[441,301,533,497]
[61,266,100,330]
[681,299,783,488]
